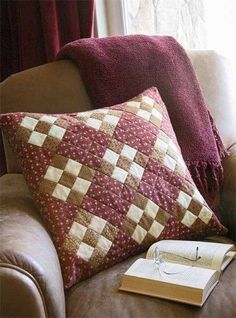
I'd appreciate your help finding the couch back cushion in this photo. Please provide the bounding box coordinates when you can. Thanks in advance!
[1,60,92,173]
[188,50,236,149]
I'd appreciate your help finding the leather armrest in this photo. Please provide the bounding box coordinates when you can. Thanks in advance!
[0,174,66,318]
[220,144,236,241]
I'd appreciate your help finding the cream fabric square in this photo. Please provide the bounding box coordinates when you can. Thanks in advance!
[127,101,140,108]
[175,163,186,177]
[69,222,87,240]
[87,118,102,130]
[145,200,159,219]
[121,145,137,161]
[198,206,213,224]
[158,130,170,143]
[96,109,109,114]
[77,110,91,117]
[65,159,82,176]
[89,216,107,234]
[152,108,162,121]
[49,125,66,140]
[103,149,120,165]
[177,156,186,168]
[40,115,57,124]
[20,116,38,130]
[104,115,119,126]
[72,177,91,194]
[76,242,94,261]
[28,131,47,146]
[168,140,178,153]
[142,96,155,106]
[127,204,144,223]
[132,225,147,244]
[129,162,144,179]
[192,189,205,204]
[155,138,168,153]
[112,167,128,183]
[44,166,63,182]
[52,184,70,201]
[97,236,112,252]
[148,220,164,238]
[163,155,176,171]
[177,191,192,209]
[181,211,197,227]
[137,109,151,120]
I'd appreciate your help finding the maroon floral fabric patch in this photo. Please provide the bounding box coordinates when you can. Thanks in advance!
[0,87,226,288]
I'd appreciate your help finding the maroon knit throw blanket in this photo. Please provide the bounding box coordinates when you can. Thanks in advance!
[57,35,227,210]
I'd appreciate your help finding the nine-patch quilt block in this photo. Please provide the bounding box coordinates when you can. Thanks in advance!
[0,87,226,288]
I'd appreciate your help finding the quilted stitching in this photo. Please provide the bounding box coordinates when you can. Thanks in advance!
[0,87,226,288]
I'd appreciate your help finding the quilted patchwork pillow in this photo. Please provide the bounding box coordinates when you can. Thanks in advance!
[0,87,226,288]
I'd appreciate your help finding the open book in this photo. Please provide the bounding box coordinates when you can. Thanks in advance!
[119,240,235,307]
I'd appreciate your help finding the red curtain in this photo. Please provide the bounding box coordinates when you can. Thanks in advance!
[1,0,94,81]
[0,0,94,175]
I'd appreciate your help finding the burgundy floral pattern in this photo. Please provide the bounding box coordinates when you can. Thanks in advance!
[0,87,226,288]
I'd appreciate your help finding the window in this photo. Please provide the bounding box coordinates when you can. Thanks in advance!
[95,0,236,64]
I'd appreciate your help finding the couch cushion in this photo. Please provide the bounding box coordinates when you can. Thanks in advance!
[0,87,226,289]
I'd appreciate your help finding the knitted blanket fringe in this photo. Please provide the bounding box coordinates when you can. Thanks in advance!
[187,160,225,211]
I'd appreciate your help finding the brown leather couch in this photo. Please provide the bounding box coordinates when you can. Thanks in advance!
[0,50,236,318]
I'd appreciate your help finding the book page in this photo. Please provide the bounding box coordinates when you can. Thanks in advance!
[126,258,219,289]
[146,240,234,271]
[221,251,236,270]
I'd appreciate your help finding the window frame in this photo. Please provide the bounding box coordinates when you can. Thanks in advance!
[95,0,128,37]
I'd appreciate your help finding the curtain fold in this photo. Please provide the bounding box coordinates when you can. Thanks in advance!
[0,0,94,81]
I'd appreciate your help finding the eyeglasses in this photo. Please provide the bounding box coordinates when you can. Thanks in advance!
[154,246,201,275]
